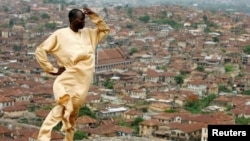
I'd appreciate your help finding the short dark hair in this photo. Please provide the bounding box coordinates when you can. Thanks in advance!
[68,9,85,23]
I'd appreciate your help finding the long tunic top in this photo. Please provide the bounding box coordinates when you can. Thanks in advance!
[35,12,109,124]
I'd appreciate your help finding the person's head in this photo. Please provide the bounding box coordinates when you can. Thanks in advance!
[68,9,85,32]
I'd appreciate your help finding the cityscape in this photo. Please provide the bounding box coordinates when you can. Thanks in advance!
[1,0,250,141]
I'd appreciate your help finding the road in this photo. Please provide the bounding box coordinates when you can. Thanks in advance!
[0,118,40,129]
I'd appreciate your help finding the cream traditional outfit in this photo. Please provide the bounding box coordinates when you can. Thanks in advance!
[35,12,109,141]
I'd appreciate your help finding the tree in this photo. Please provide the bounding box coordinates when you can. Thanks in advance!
[44,23,57,30]
[184,94,216,114]
[196,65,204,72]
[213,37,219,42]
[18,118,28,124]
[165,109,177,113]
[103,7,108,17]
[118,118,129,127]
[30,16,39,21]
[242,90,250,95]
[9,19,14,27]
[127,7,133,18]
[131,117,144,126]
[115,6,122,10]
[13,45,22,51]
[43,0,66,4]
[27,105,37,112]
[2,6,8,12]
[160,11,167,18]
[152,18,182,29]
[131,117,144,135]
[41,13,50,19]
[106,35,114,42]
[243,45,250,54]
[103,7,108,13]
[204,27,210,33]
[203,15,208,22]
[104,78,114,89]
[159,65,166,70]
[78,106,96,118]
[141,108,148,113]
[218,84,231,93]
[26,5,31,13]
[235,117,250,125]
[184,94,200,113]
[225,64,234,73]
[129,47,137,55]
[174,75,184,86]
[74,130,88,140]
[43,76,49,80]
[139,15,150,23]
[187,94,199,103]
[126,24,133,29]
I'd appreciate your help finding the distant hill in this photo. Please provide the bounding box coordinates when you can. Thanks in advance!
[133,0,250,14]
[79,0,250,14]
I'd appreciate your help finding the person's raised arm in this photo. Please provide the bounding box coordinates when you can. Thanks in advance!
[83,8,110,48]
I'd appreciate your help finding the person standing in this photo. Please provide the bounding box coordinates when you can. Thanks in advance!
[35,7,110,141]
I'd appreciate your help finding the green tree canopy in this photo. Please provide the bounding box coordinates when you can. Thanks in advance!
[41,13,50,19]
[126,24,133,29]
[74,130,88,140]
[25,5,31,12]
[224,64,234,73]
[44,23,57,30]
[131,117,144,135]
[218,84,231,93]
[213,37,219,42]
[30,16,39,22]
[103,7,108,13]
[104,78,114,89]
[131,117,144,126]
[184,94,216,114]
[174,75,184,86]
[152,18,182,29]
[43,0,66,4]
[196,65,205,72]
[235,117,250,125]
[242,90,250,95]
[139,15,150,23]
[2,6,9,12]
[9,19,14,27]
[13,45,22,51]
[141,108,148,113]
[160,11,167,18]
[203,15,208,22]
[129,47,137,55]
[243,45,250,54]
[127,7,133,18]
[78,106,96,118]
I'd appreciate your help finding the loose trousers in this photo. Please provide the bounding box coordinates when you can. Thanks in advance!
[37,94,80,141]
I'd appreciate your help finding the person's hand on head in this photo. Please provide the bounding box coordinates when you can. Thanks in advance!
[83,7,94,15]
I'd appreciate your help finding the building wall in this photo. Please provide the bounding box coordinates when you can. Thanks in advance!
[4,110,28,118]
[0,101,15,111]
